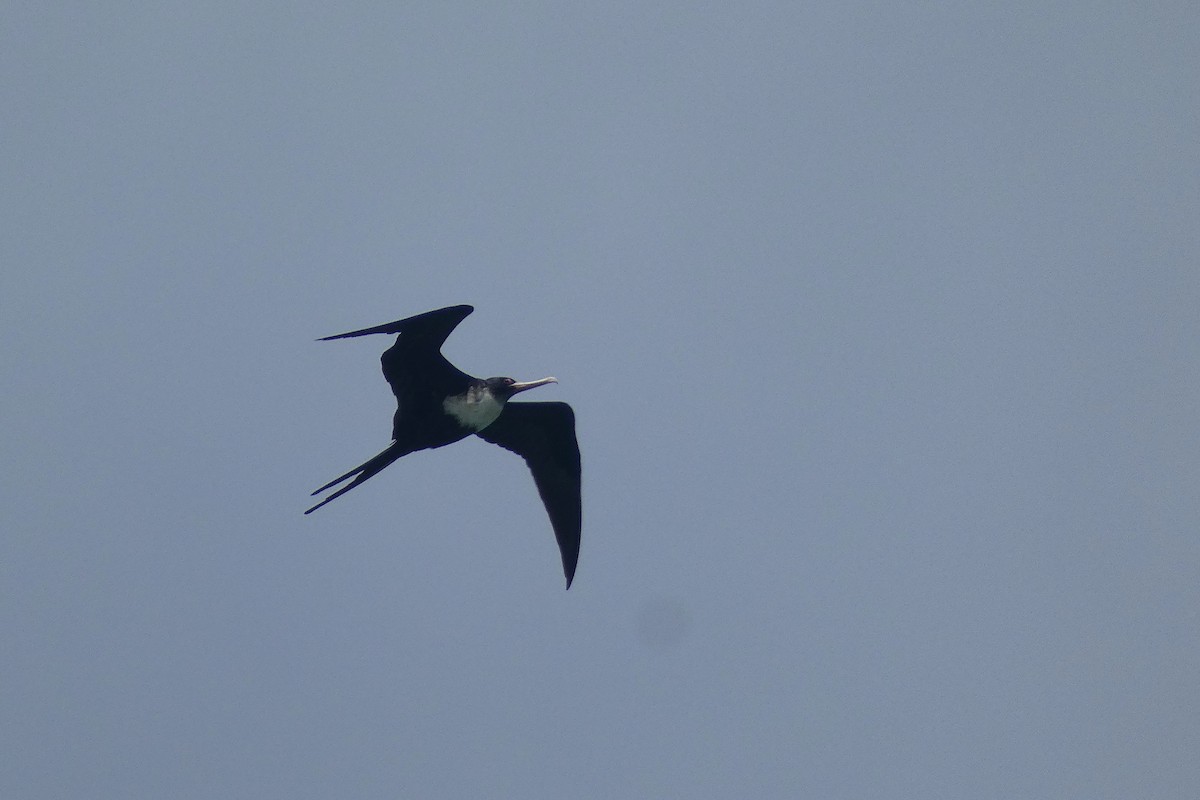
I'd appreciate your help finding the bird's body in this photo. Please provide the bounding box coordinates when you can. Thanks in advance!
[306,305,582,588]
[442,383,508,431]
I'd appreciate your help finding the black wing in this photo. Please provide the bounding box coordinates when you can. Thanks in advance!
[317,304,474,345]
[318,305,477,439]
[476,402,582,589]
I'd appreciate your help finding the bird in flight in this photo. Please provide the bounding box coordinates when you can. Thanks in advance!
[306,305,582,588]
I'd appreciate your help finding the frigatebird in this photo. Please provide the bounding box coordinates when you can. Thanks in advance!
[305,305,581,588]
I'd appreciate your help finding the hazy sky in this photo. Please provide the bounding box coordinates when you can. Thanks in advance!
[3,3,1198,798]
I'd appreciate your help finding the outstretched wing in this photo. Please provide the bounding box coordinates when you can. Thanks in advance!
[317,304,474,346]
[319,305,478,435]
[476,401,582,588]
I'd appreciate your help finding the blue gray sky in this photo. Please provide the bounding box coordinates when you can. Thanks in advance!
[3,3,1198,798]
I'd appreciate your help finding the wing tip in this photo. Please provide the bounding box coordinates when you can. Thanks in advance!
[563,555,578,589]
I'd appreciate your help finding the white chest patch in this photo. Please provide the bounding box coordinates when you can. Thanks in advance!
[443,387,504,431]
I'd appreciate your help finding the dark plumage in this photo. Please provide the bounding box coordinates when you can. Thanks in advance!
[306,305,582,588]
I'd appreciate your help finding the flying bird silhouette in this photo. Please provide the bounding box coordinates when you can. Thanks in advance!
[305,305,581,588]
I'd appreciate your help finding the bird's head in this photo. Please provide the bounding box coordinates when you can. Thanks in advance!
[485,376,558,400]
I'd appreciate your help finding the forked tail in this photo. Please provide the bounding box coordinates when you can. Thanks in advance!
[305,441,410,514]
